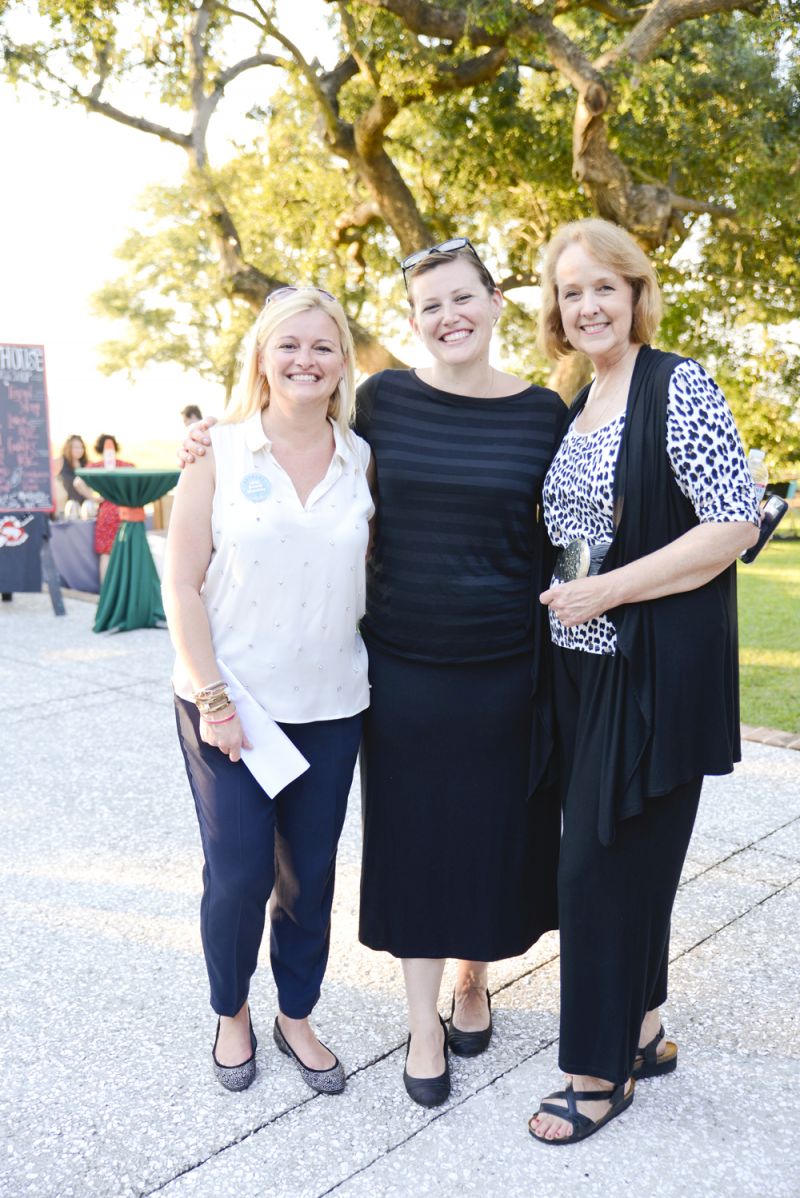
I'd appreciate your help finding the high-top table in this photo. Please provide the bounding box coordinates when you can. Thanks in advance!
[76,468,179,632]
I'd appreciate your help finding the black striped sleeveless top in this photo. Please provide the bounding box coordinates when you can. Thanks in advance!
[355,369,565,662]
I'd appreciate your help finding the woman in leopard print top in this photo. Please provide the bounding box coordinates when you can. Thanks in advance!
[528,218,760,1147]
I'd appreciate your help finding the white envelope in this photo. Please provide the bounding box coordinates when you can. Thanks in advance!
[218,660,310,798]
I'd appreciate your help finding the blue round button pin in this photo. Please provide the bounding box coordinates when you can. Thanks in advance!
[240,472,271,502]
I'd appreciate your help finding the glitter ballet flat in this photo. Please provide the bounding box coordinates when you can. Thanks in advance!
[273,1016,345,1094]
[212,1012,257,1091]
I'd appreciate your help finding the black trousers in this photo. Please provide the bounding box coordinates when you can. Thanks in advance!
[175,697,362,1020]
[553,646,702,1084]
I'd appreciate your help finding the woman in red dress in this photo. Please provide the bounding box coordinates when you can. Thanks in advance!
[85,434,134,582]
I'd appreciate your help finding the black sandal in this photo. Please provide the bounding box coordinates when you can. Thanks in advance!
[528,1079,635,1145]
[632,1024,678,1080]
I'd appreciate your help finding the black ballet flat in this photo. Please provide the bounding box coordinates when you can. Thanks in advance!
[447,989,492,1057]
[403,1015,450,1108]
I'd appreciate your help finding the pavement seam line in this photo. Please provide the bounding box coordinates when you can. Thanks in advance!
[670,869,800,964]
[317,871,800,1197]
[315,1034,562,1198]
[139,1092,322,1197]
[92,815,800,1195]
[138,958,563,1197]
[678,813,800,887]
[122,811,800,1194]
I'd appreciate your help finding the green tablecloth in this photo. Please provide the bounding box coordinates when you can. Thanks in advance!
[76,468,179,632]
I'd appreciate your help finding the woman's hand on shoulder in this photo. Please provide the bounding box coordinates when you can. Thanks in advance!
[198,709,253,761]
[178,416,218,467]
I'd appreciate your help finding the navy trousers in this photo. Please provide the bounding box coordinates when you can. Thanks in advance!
[175,697,362,1019]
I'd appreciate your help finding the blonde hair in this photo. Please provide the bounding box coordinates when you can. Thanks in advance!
[223,288,356,436]
[538,218,662,360]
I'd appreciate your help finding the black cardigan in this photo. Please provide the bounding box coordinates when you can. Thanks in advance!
[561,345,742,844]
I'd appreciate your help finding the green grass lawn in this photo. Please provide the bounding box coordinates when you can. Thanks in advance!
[737,538,800,732]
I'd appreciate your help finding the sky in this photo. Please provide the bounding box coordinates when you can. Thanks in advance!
[0,3,339,464]
[0,79,222,461]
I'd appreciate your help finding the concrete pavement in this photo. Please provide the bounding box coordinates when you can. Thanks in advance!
[2,591,799,1198]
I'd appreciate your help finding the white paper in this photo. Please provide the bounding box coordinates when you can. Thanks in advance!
[217,660,310,799]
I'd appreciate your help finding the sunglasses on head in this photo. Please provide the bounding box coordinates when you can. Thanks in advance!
[400,237,485,276]
[265,285,337,305]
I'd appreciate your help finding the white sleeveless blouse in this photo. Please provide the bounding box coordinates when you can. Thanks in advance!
[172,413,374,721]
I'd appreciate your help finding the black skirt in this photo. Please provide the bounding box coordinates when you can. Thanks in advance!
[358,642,560,960]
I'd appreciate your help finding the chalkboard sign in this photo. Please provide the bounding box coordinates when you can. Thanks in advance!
[0,343,53,512]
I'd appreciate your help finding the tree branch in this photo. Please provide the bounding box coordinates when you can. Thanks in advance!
[356,46,509,150]
[214,52,291,91]
[669,193,739,222]
[565,0,650,22]
[339,0,505,46]
[334,199,383,239]
[336,2,382,89]
[319,55,360,118]
[187,0,214,122]
[588,0,650,19]
[260,15,343,138]
[80,95,192,148]
[422,47,509,97]
[497,271,540,292]
[537,18,607,97]
[217,3,270,32]
[597,0,765,69]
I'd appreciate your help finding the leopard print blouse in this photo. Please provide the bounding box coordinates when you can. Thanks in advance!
[543,358,760,655]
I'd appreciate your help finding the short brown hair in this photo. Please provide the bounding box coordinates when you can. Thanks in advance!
[405,247,496,310]
[93,433,120,456]
[538,218,663,360]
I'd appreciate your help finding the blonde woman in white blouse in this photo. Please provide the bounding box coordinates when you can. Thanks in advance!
[163,287,374,1096]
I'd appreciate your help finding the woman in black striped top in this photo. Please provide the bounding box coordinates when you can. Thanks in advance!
[356,242,564,1106]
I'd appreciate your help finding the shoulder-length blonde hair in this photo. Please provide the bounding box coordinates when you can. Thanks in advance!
[538,218,663,360]
[222,288,357,436]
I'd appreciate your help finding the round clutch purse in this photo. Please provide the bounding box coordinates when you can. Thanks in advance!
[553,538,612,583]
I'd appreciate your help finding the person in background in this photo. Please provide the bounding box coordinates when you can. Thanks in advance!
[54,435,94,515]
[85,434,134,583]
[529,217,759,1145]
[163,286,374,1096]
[181,239,563,1109]
[181,404,203,427]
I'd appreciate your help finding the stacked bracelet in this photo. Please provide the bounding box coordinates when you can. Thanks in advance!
[201,711,237,726]
[195,680,226,698]
[194,680,232,716]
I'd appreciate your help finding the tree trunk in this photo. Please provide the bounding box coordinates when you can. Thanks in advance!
[548,353,592,403]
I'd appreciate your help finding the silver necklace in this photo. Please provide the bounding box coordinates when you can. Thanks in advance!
[581,378,622,429]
